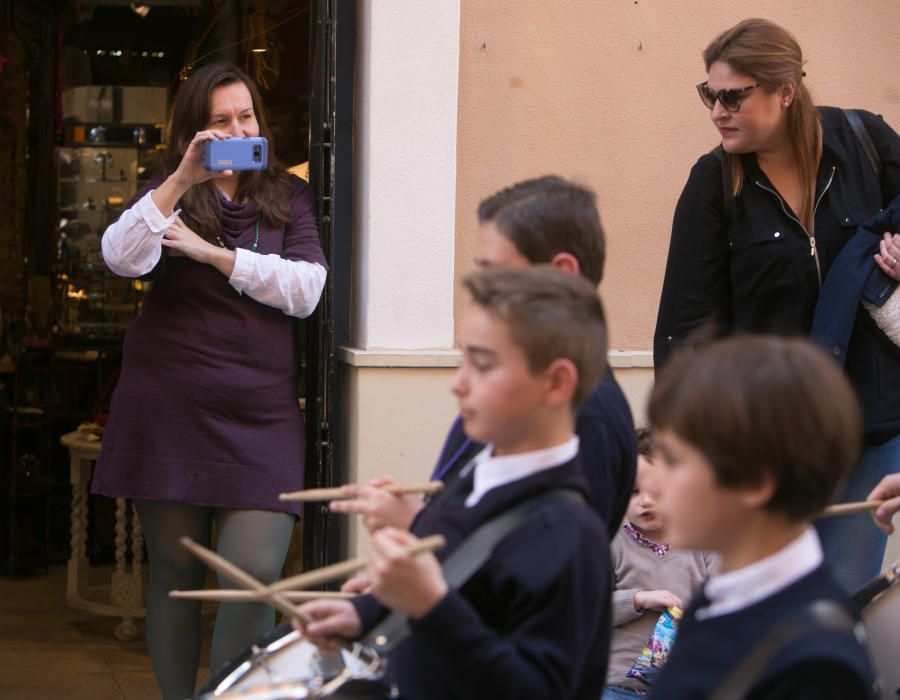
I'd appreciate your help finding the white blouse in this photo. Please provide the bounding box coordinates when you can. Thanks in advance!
[100,190,327,319]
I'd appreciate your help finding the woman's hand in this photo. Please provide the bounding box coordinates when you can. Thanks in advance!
[173,129,236,188]
[874,232,900,280]
[151,130,234,216]
[367,528,448,619]
[162,217,215,262]
[293,599,362,652]
[634,589,683,612]
[868,473,900,535]
[162,217,236,276]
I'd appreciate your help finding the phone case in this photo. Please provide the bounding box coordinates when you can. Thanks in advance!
[203,137,268,171]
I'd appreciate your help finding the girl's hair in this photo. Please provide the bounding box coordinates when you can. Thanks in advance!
[704,19,822,230]
[163,62,293,240]
[635,426,653,458]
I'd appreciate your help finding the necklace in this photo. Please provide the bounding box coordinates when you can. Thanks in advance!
[624,521,670,558]
[216,218,260,253]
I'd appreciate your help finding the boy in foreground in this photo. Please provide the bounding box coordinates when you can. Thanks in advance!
[297,267,613,699]
[646,336,876,699]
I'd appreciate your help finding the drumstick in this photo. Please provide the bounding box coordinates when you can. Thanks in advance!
[820,500,886,517]
[265,534,446,594]
[169,589,355,602]
[178,536,314,626]
[279,480,444,502]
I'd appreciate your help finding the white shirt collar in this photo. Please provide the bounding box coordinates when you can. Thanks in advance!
[696,527,823,620]
[464,436,579,507]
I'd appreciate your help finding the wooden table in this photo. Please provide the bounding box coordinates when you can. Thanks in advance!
[60,431,145,641]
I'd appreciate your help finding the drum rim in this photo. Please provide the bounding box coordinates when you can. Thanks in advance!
[200,621,299,695]
[198,621,385,698]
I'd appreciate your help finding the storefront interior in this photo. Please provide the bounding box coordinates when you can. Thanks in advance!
[0,0,336,583]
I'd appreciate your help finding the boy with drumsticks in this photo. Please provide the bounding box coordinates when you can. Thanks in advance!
[297,266,613,699]
[329,176,636,540]
[645,336,876,699]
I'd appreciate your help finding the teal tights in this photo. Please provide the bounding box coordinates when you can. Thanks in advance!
[134,501,295,700]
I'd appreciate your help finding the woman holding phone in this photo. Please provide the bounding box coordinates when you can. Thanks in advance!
[92,62,326,699]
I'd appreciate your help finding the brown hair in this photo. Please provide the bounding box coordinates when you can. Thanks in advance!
[477,176,606,285]
[648,335,861,521]
[463,266,607,407]
[164,62,293,240]
[704,19,822,231]
[636,426,653,458]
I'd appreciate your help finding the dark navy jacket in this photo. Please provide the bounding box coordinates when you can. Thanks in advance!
[653,564,876,700]
[351,457,612,700]
[811,196,900,439]
[431,369,637,537]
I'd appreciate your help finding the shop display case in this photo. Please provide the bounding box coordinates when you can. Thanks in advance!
[54,85,167,341]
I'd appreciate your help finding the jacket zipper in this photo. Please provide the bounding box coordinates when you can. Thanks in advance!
[753,166,836,287]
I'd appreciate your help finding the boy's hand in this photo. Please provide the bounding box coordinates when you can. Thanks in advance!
[368,528,448,619]
[293,599,362,652]
[868,473,900,534]
[634,589,683,612]
[328,474,425,533]
[340,572,372,594]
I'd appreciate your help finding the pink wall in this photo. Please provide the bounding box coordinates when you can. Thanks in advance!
[455,2,900,351]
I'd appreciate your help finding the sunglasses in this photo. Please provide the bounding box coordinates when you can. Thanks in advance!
[696,81,760,113]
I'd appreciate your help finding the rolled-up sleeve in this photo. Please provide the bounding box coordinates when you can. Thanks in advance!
[228,250,326,319]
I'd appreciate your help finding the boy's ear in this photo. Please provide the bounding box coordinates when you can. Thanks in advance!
[549,252,581,277]
[543,358,578,408]
[738,470,777,510]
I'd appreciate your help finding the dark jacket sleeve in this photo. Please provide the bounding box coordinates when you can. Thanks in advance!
[750,660,871,700]
[653,151,732,371]
[574,373,636,536]
[858,109,900,205]
[350,593,390,634]
[406,516,612,700]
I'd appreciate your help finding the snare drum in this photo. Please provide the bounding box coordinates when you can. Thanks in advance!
[197,622,387,699]
[858,560,899,699]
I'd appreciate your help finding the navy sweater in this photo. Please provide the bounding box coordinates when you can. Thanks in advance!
[353,458,612,700]
[651,564,876,700]
[431,369,637,537]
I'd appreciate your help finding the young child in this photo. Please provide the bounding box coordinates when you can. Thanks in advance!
[646,336,876,699]
[603,428,716,699]
[330,176,636,538]
[297,266,613,699]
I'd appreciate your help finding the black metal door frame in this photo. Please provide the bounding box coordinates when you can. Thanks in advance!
[303,0,354,572]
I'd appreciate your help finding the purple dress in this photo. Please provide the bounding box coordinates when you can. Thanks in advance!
[91,175,326,515]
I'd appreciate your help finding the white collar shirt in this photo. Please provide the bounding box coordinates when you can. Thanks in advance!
[464,436,580,508]
[696,527,823,620]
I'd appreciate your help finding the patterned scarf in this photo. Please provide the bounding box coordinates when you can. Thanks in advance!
[624,520,670,558]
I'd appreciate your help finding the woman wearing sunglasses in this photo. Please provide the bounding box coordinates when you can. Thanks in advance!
[654,18,899,593]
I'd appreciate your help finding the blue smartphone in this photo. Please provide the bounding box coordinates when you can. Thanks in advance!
[203,137,268,171]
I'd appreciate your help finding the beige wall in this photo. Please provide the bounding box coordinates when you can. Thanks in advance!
[455,1,900,352]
